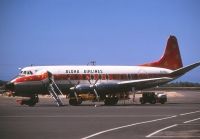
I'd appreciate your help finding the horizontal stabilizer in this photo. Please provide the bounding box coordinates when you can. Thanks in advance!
[170,61,200,78]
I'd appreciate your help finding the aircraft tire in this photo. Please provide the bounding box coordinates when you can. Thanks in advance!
[104,97,118,106]
[20,95,39,107]
[27,101,37,107]
[140,98,146,104]
[160,99,166,104]
[69,99,82,106]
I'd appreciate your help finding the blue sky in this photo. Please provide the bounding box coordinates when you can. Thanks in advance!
[1,0,200,82]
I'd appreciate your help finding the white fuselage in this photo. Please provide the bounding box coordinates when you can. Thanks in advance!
[21,65,173,74]
[19,65,173,84]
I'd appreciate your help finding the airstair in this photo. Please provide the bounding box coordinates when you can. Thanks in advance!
[48,78,64,106]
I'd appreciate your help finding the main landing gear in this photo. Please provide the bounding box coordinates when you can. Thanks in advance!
[104,95,119,106]
[17,94,39,106]
[68,92,82,106]
[69,98,82,106]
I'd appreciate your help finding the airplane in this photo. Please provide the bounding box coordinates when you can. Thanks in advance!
[4,35,200,106]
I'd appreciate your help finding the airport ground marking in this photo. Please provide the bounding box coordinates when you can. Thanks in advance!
[146,124,177,138]
[82,111,200,139]
[146,112,200,138]
[81,115,177,139]
[146,123,200,138]
[179,110,200,116]
[183,117,200,124]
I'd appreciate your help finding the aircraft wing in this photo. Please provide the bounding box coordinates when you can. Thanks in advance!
[117,77,173,90]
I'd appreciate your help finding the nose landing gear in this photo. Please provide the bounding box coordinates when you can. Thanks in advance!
[16,94,39,107]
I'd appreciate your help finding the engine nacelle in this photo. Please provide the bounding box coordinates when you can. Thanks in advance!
[72,84,94,93]
[72,83,120,93]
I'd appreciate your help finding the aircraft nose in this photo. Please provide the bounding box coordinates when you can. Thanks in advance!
[5,82,15,92]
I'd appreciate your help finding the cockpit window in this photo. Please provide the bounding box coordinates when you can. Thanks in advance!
[20,70,33,76]
[27,71,33,75]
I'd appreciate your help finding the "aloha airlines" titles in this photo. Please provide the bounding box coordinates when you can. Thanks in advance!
[66,69,103,74]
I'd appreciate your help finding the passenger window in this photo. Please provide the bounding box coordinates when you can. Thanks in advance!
[106,74,109,80]
[82,74,86,80]
[98,74,102,80]
[91,74,94,80]
[128,74,131,80]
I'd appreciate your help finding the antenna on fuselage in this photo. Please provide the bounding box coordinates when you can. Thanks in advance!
[87,61,96,66]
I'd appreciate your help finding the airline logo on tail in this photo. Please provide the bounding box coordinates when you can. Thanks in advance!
[141,36,183,70]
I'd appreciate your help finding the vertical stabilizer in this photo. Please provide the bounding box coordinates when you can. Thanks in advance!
[140,35,183,70]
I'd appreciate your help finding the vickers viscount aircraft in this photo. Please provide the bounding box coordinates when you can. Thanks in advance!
[4,35,200,106]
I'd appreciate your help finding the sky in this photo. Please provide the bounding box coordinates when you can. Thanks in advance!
[0,0,200,82]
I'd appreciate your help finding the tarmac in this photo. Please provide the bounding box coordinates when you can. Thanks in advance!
[0,90,200,139]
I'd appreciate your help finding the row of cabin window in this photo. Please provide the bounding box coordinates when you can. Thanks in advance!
[54,74,163,80]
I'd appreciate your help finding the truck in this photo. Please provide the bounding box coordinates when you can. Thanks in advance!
[140,92,167,104]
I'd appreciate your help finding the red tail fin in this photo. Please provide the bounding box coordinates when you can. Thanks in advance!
[140,35,183,70]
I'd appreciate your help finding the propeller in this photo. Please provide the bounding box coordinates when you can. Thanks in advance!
[69,78,80,102]
[68,75,100,102]
[88,78,100,102]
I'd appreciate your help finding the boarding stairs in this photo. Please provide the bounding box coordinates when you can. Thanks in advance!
[48,78,64,106]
